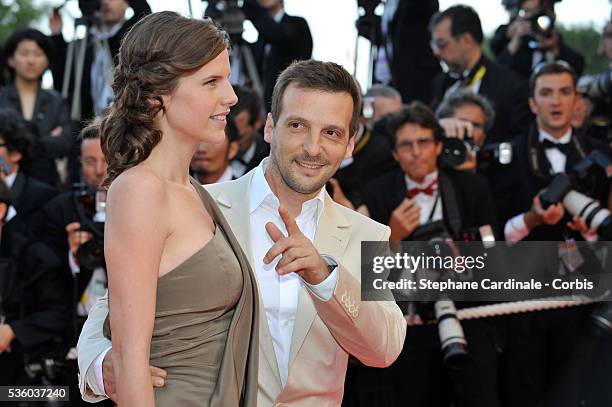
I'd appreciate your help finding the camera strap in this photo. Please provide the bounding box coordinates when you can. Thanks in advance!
[438,170,463,239]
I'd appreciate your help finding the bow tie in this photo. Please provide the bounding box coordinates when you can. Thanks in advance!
[542,139,571,154]
[406,179,438,199]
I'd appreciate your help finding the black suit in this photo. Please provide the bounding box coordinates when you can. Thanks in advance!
[502,127,611,241]
[0,84,74,186]
[362,167,499,239]
[491,25,585,80]
[0,226,67,385]
[359,167,502,407]
[6,171,59,238]
[50,0,151,122]
[243,2,312,110]
[384,0,441,104]
[496,126,610,407]
[432,55,532,143]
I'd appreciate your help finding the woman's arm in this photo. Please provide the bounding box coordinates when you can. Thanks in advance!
[105,169,168,407]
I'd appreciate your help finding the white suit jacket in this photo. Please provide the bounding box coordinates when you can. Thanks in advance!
[77,168,406,406]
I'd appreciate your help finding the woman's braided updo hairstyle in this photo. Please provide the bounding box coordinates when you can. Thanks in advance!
[100,11,230,187]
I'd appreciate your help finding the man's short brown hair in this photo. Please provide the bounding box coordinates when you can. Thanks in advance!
[271,60,362,135]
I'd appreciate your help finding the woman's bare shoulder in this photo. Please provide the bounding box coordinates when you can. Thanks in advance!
[108,166,167,204]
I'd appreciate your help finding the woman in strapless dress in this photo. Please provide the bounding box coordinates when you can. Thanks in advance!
[98,12,258,407]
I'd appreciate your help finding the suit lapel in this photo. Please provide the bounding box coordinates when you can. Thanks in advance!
[209,172,283,387]
[288,194,351,367]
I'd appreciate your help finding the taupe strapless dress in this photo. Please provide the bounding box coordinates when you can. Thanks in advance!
[104,179,259,406]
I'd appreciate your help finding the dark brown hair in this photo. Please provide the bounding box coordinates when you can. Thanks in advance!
[388,101,443,149]
[270,60,362,136]
[100,11,229,187]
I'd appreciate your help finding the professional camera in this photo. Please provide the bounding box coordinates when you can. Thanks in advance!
[411,221,470,368]
[204,0,245,39]
[578,69,612,103]
[72,184,106,270]
[520,7,555,38]
[539,149,612,210]
[440,136,513,169]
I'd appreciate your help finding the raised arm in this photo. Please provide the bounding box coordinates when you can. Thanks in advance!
[104,171,168,407]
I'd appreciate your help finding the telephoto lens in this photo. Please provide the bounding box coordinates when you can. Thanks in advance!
[435,299,468,369]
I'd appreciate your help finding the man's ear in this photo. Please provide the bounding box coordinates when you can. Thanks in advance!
[263,113,275,144]
[227,141,240,161]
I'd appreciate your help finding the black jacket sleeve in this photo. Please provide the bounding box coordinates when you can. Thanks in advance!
[8,243,67,349]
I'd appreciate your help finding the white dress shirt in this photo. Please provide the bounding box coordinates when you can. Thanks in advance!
[405,170,443,225]
[87,159,339,394]
[249,159,338,386]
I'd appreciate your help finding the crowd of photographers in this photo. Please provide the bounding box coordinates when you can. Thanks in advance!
[0,0,611,406]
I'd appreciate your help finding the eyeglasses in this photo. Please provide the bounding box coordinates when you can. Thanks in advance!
[0,143,8,148]
[396,138,436,153]
[430,38,449,51]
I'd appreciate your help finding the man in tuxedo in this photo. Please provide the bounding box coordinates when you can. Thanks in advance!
[0,109,58,236]
[229,85,269,178]
[243,0,313,110]
[429,5,531,142]
[77,60,406,406]
[499,61,611,407]
[360,102,501,407]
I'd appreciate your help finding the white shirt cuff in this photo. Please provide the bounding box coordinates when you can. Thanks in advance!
[87,346,111,397]
[68,250,80,275]
[504,213,530,242]
[302,267,339,301]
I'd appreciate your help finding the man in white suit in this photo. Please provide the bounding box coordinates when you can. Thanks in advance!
[77,60,406,406]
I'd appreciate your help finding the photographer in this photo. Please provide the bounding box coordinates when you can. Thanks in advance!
[429,5,532,143]
[0,177,68,386]
[242,0,313,109]
[503,62,611,242]
[49,0,151,120]
[0,28,73,187]
[0,109,59,238]
[500,61,611,407]
[576,20,612,143]
[36,123,107,324]
[358,102,501,407]
[491,0,585,80]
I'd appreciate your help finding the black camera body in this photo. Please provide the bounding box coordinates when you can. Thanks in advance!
[72,184,106,270]
[539,150,612,209]
[439,135,513,169]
